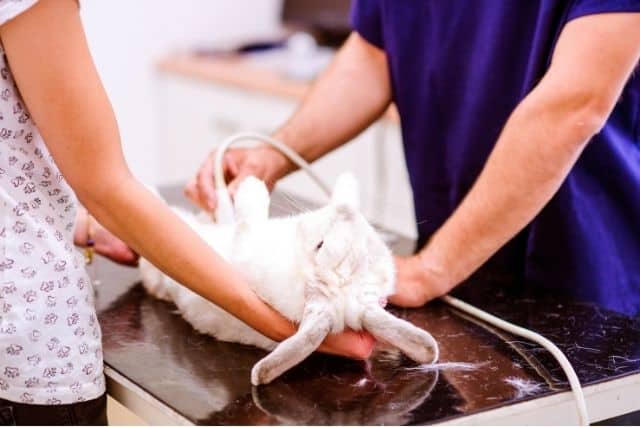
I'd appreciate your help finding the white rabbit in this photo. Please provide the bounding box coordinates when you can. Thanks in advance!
[139,173,439,385]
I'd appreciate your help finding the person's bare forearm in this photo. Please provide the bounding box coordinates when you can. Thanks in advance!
[186,32,392,211]
[0,0,294,344]
[85,183,373,357]
[0,1,376,359]
[419,88,599,289]
[86,177,297,340]
[417,14,640,293]
[272,32,392,177]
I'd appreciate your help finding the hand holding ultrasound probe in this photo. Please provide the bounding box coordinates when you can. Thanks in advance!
[184,6,640,423]
[185,133,589,422]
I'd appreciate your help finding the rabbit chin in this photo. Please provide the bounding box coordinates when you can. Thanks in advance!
[139,174,435,384]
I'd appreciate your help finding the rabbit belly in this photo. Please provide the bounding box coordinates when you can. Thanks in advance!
[141,257,277,350]
[238,266,306,324]
[229,221,307,324]
[139,208,278,349]
[171,281,277,350]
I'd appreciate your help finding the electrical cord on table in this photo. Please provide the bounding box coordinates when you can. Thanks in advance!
[212,132,590,426]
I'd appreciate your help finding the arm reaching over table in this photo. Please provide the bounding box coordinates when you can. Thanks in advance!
[391,12,640,306]
[185,32,392,211]
[0,0,374,359]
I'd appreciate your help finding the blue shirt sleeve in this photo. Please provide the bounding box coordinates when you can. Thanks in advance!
[568,0,640,21]
[350,0,384,49]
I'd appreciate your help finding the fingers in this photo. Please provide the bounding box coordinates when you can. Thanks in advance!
[354,331,377,359]
[195,152,217,211]
[388,292,426,308]
[184,149,248,212]
[184,178,207,211]
[184,158,214,212]
[389,255,432,307]
[90,217,140,267]
[320,329,376,360]
[225,151,239,177]
[185,145,286,213]
[184,150,228,212]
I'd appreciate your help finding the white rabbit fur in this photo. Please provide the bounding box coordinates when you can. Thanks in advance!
[139,173,438,385]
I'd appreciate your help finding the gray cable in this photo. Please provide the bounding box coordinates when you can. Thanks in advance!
[212,132,589,425]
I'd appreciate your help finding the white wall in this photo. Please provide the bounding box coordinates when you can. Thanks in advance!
[80,0,283,184]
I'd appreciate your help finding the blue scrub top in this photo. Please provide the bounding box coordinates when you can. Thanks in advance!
[351,0,640,315]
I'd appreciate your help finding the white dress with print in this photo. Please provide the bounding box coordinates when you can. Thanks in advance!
[0,0,104,405]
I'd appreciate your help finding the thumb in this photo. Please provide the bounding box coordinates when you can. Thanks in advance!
[224,151,240,177]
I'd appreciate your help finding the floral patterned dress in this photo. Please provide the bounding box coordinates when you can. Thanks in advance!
[0,0,104,405]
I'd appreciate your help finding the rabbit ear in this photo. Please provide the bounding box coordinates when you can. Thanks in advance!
[363,305,439,364]
[331,172,360,210]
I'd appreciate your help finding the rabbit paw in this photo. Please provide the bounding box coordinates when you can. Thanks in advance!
[404,329,439,364]
[234,176,269,223]
[251,359,277,386]
[331,172,360,209]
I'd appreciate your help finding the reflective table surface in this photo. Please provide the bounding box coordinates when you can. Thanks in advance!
[94,188,640,425]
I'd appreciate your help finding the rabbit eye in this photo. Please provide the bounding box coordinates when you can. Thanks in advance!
[315,240,324,251]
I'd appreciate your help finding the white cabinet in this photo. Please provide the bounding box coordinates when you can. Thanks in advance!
[154,72,417,239]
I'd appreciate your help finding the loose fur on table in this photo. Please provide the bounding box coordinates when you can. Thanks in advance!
[139,173,439,385]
